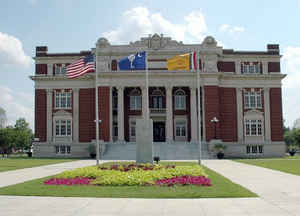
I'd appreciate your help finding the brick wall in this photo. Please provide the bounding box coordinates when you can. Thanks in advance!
[217,61,235,73]
[219,88,237,141]
[204,86,220,141]
[35,64,47,75]
[98,87,110,142]
[268,62,281,73]
[35,89,47,142]
[79,88,95,142]
[270,88,283,141]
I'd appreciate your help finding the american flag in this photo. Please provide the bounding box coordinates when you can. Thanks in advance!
[67,54,95,78]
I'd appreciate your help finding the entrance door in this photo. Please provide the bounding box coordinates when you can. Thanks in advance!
[153,122,166,142]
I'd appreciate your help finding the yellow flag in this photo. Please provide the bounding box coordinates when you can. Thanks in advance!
[167,53,190,70]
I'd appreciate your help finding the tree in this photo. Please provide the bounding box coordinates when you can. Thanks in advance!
[0,128,15,157]
[14,118,33,150]
[0,107,7,129]
[15,118,29,131]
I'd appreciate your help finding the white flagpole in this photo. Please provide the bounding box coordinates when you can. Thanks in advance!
[145,51,149,120]
[197,52,202,165]
[95,53,100,165]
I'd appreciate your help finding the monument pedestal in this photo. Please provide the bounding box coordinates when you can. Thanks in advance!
[136,119,153,164]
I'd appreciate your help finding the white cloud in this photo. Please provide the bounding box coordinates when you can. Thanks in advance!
[282,46,300,128]
[0,32,33,68]
[219,24,245,34]
[0,86,34,130]
[102,7,208,44]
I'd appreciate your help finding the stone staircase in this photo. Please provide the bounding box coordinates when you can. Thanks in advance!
[101,141,212,160]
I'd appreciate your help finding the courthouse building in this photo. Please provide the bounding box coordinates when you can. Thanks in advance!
[31,34,286,158]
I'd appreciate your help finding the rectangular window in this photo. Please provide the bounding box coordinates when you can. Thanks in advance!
[130,96,142,110]
[244,91,262,109]
[55,91,72,109]
[245,119,263,136]
[55,65,66,75]
[175,95,186,110]
[259,145,263,154]
[55,120,72,136]
[55,145,71,155]
[242,62,261,74]
[245,120,250,136]
[175,120,187,137]
[246,145,251,154]
[130,120,136,137]
[246,145,263,155]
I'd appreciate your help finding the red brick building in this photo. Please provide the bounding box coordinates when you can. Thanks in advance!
[31,34,286,158]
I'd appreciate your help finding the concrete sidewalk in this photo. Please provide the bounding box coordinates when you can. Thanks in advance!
[0,159,96,188]
[0,159,300,216]
[203,160,300,215]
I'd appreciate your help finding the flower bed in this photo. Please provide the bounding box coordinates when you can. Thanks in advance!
[44,177,90,186]
[44,163,212,187]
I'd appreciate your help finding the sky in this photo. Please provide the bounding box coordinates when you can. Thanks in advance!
[0,0,300,130]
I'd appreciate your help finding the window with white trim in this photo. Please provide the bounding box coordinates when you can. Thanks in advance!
[55,91,72,109]
[175,120,187,137]
[55,64,66,75]
[242,62,261,74]
[151,89,163,109]
[175,89,186,110]
[129,89,141,111]
[55,120,72,136]
[245,119,263,136]
[246,145,263,155]
[244,91,262,109]
[55,145,71,155]
[129,120,136,141]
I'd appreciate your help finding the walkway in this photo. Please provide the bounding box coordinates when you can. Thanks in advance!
[0,160,299,216]
[0,160,96,188]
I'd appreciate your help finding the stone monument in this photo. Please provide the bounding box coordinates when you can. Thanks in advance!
[136,119,153,164]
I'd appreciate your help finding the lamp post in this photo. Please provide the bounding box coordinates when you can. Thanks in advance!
[210,117,219,139]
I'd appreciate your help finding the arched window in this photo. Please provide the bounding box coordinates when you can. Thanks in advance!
[174,89,186,110]
[129,88,141,110]
[151,88,163,109]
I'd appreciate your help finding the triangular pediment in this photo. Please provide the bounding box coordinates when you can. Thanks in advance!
[53,110,72,117]
[244,109,263,116]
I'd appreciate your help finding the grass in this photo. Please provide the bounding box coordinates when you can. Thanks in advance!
[0,162,257,198]
[236,155,300,176]
[0,157,76,172]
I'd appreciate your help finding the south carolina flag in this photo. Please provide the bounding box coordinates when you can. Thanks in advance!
[118,51,146,70]
[167,52,197,70]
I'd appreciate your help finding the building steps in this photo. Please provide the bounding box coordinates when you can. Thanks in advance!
[101,142,213,160]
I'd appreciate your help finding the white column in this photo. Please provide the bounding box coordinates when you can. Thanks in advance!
[117,86,124,141]
[264,87,271,141]
[190,87,198,142]
[166,86,173,142]
[72,88,79,143]
[236,60,241,74]
[47,63,53,76]
[236,88,244,142]
[46,89,53,142]
[262,61,268,74]
[142,87,148,119]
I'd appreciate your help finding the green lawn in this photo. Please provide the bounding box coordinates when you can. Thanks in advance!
[236,155,300,176]
[0,157,76,172]
[0,162,257,198]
